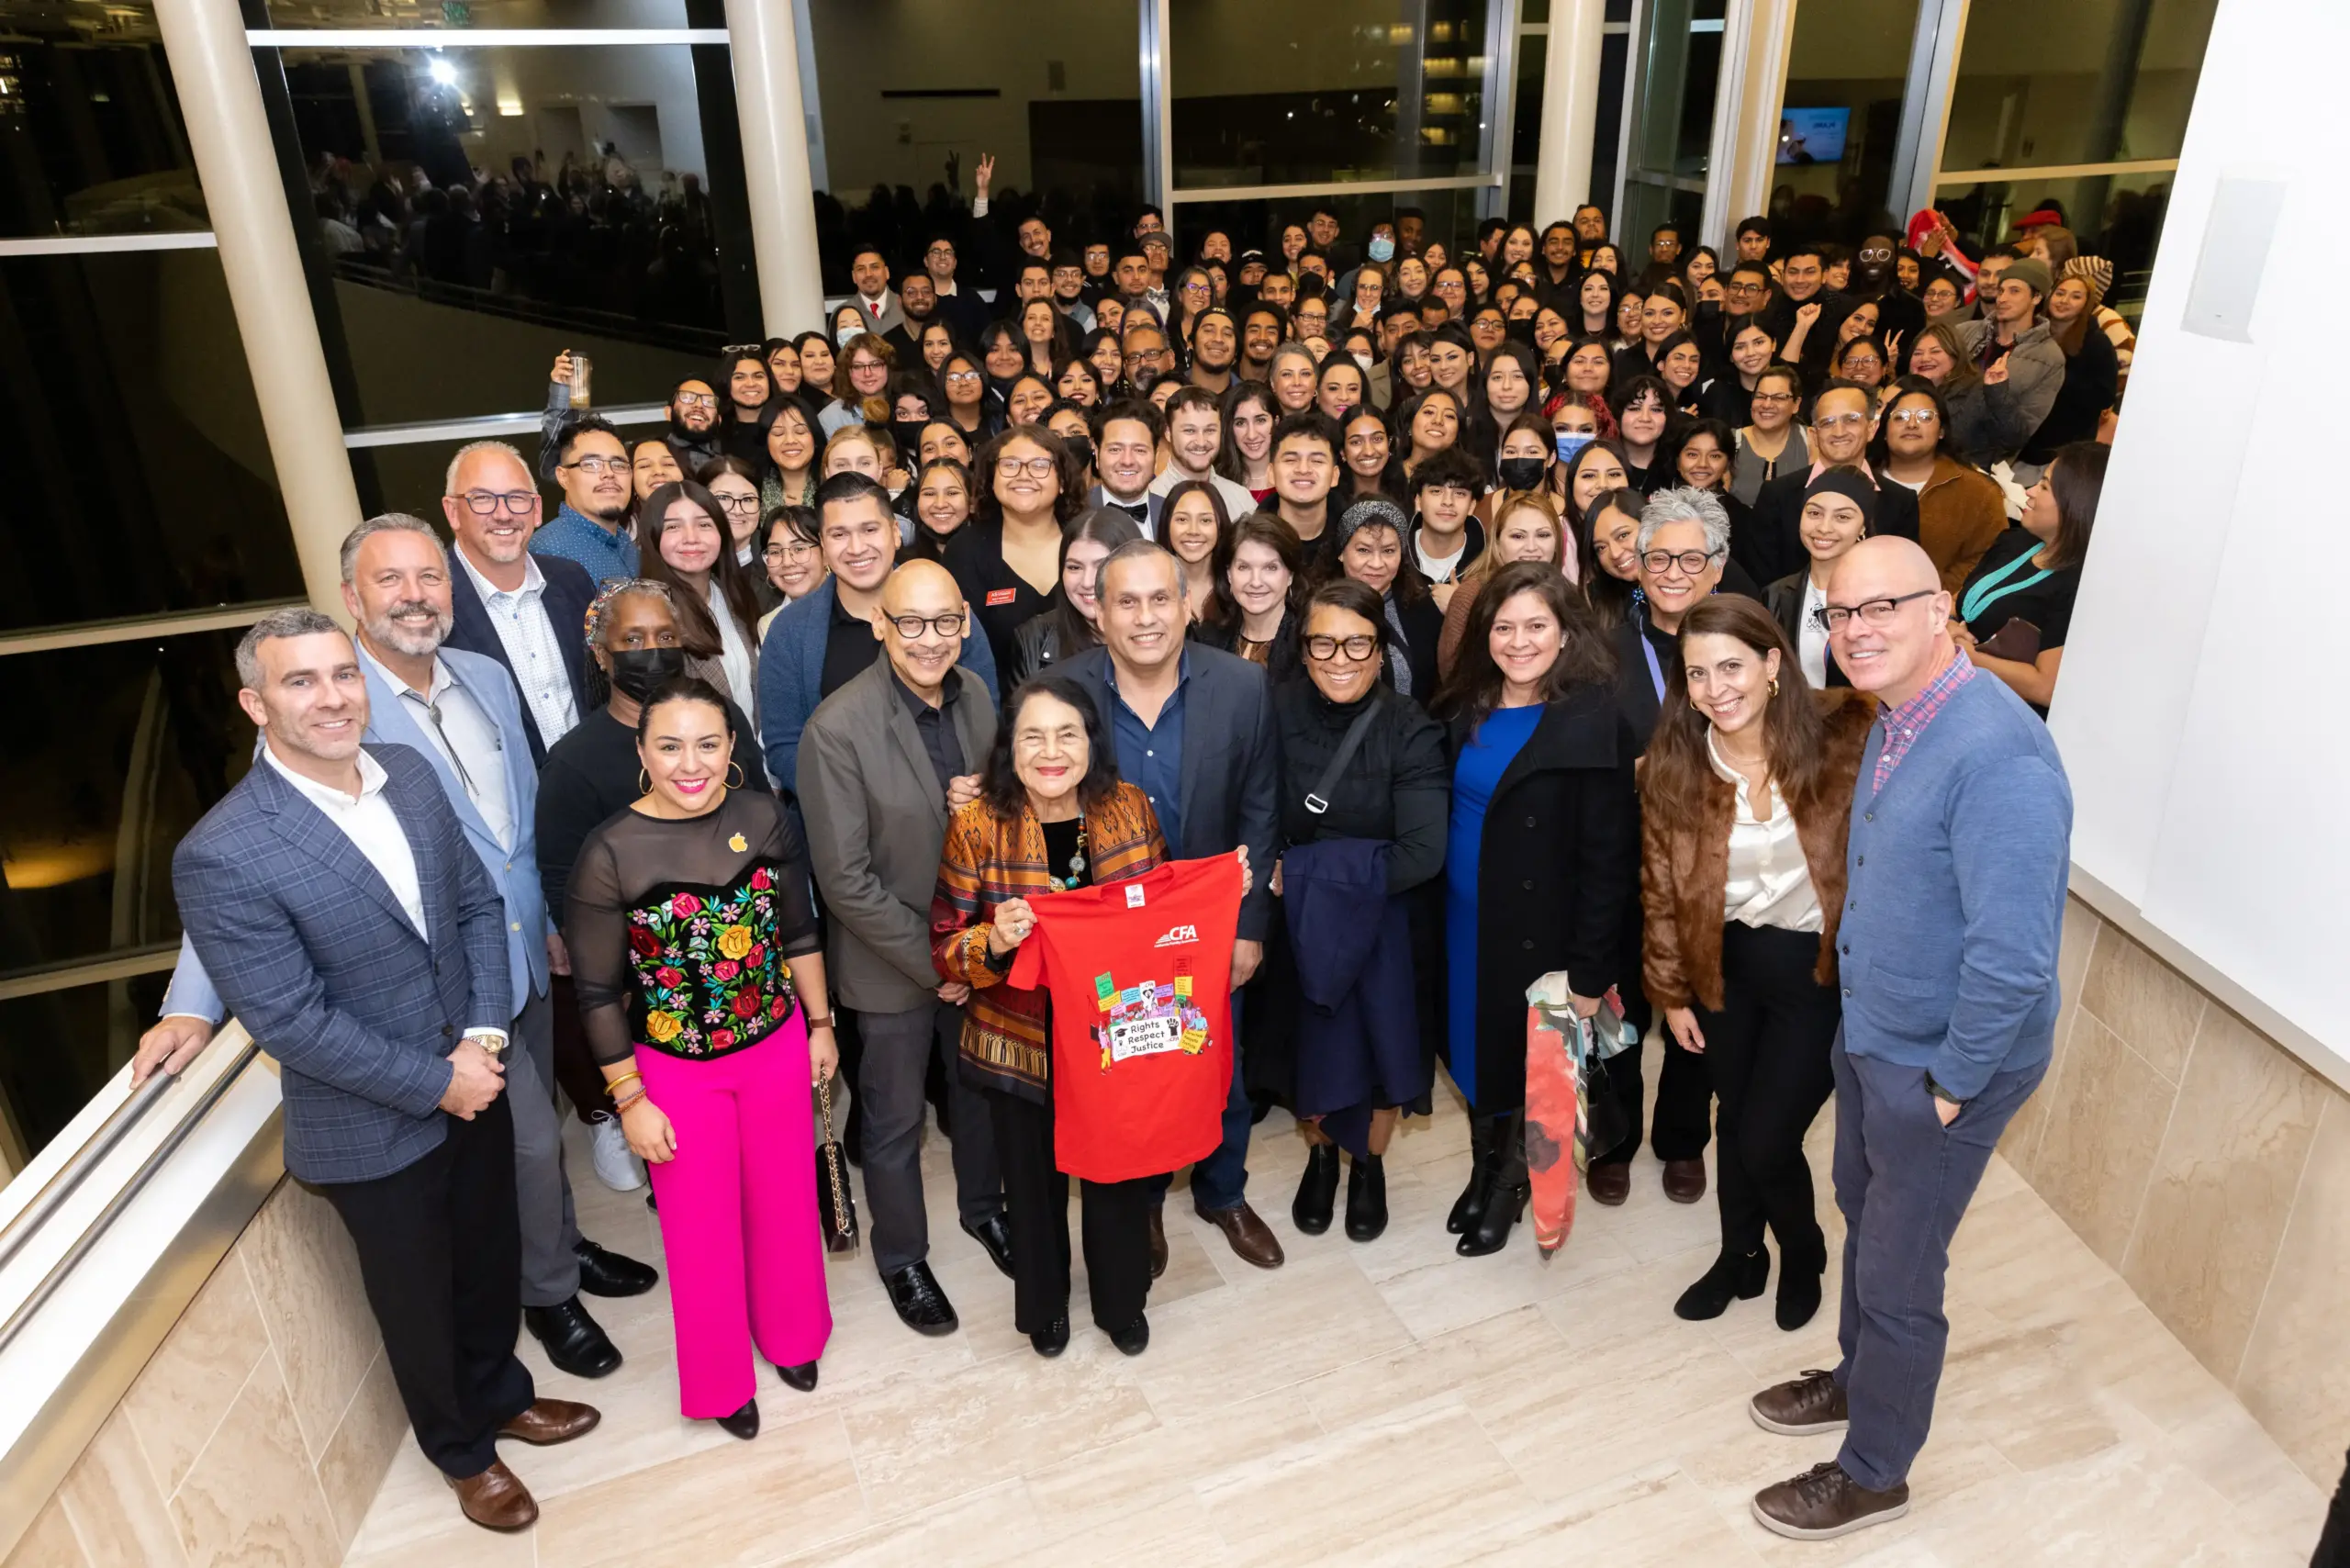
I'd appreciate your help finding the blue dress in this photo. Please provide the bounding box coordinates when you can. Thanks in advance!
[1444,703,1544,1107]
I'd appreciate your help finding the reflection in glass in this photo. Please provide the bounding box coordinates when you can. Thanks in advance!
[1617,0,1725,256]
[0,252,303,633]
[0,973,173,1169]
[1769,0,1922,249]
[269,43,757,425]
[1168,189,1480,271]
[1933,171,2174,312]
[0,0,206,238]
[802,3,1142,297]
[260,0,692,26]
[1170,0,1494,189]
[1942,0,2219,170]
[0,631,253,981]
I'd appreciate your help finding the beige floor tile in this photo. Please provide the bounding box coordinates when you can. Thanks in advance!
[343,1514,536,1568]
[1293,1303,1565,1430]
[1022,1388,1324,1540]
[1127,1251,1415,1424]
[1455,1463,1773,1567]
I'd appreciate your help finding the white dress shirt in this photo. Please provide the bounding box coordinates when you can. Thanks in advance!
[455,547,578,749]
[1708,727,1823,933]
[364,647,515,852]
[1797,576,1830,689]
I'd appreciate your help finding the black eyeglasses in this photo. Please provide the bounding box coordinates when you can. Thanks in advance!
[1304,633,1380,662]
[1640,548,1723,576]
[886,611,967,639]
[712,492,760,513]
[1813,589,1937,632]
[457,489,539,515]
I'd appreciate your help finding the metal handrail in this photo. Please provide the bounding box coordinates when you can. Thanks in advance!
[0,1042,264,1359]
[0,1071,182,1277]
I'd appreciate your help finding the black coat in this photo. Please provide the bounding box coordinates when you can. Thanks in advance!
[444,549,596,766]
[2020,325,2120,465]
[1734,465,1921,587]
[1446,688,1639,1113]
[1388,591,1445,708]
[1765,571,1852,689]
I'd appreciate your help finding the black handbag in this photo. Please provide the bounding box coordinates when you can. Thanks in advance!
[1579,1041,1634,1163]
[815,1073,859,1256]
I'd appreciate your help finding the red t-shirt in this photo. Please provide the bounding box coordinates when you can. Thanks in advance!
[1007,853,1244,1182]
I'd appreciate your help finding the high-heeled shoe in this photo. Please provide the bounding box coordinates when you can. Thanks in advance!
[715,1398,759,1439]
[1447,1114,1498,1235]
[775,1361,819,1393]
[1344,1154,1387,1241]
[1673,1249,1769,1321]
[1457,1114,1528,1257]
[1292,1143,1341,1236]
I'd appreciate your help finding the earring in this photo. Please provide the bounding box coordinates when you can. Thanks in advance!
[636,767,650,794]
[725,760,745,790]
[1769,677,1781,696]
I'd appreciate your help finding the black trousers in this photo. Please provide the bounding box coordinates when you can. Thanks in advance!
[1694,922,1840,1266]
[987,1087,1153,1337]
[1593,899,1714,1165]
[321,1095,536,1479]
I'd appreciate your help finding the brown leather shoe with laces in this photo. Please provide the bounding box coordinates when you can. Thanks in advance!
[498,1398,601,1446]
[1194,1200,1285,1269]
[447,1460,538,1531]
[1750,1369,1850,1436]
[1751,1461,1909,1540]
[1585,1161,1630,1205]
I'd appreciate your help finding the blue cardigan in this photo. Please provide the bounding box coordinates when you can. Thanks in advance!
[1839,666,2073,1101]
[757,577,1001,794]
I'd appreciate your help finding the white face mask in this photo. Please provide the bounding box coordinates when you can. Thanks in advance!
[1353,353,1373,373]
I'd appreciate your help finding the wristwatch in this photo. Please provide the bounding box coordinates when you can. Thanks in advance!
[1924,1071,1965,1108]
[803,1014,835,1031]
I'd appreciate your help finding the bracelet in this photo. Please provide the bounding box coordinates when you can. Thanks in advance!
[604,1070,643,1096]
[613,1087,649,1113]
[802,1014,834,1032]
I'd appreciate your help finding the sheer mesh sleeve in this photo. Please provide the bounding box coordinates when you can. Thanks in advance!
[565,827,639,1068]
[747,792,823,959]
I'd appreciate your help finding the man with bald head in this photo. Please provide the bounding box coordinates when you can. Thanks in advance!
[798,559,1009,1336]
[1747,537,2071,1543]
[440,439,596,766]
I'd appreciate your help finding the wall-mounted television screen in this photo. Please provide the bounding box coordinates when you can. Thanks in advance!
[1777,107,1850,165]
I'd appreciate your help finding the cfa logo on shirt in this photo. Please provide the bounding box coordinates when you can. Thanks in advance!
[1152,924,1199,948]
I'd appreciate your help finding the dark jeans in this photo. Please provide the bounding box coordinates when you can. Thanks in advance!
[1147,1018,1254,1213]
[987,1088,1153,1335]
[321,1095,535,1479]
[1695,924,1840,1266]
[857,998,1002,1274]
[1830,1037,2045,1491]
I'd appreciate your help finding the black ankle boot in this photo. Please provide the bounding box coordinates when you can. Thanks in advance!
[1673,1249,1770,1321]
[1776,1236,1826,1329]
[1292,1142,1341,1235]
[1448,1114,1498,1235]
[1344,1153,1388,1241]
[1457,1115,1528,1257]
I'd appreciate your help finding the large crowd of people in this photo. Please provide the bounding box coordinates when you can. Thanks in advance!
[138,173,2100,1546]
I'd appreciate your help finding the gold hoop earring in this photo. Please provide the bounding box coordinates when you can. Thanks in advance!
[725,760,745,790]
[636,767,650,794]
[1768,677,1781,696]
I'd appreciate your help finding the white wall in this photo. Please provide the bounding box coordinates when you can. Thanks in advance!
[2051,0,2350,1061]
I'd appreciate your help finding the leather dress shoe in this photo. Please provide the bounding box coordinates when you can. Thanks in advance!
[498,1398,601,1445]
[1586,1161,1630,1206]
[1292,1143,1341,1235]
[962,1213,1015,1280]
[448,1461,537,1531]
[524,1297,621,1378]
[716,1397,760,1439]
[1195,1200,1284,1269]
[883,1261,959,1336]
[1750,1370,1850,1437]
[575,1238,657,1297]
[1662,1158,1707,1204]
[1030,1314,1070,1358]
[1344,1154,1388,1242]
[1147,1208,1168,1279]
[1108,1313,1150,1356]
[775,1361,819,1393]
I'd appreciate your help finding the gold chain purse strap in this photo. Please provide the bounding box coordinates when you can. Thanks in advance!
[816,1071,854,1245]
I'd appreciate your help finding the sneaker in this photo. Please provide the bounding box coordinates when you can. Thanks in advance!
[1751,1461,1909,1540]
[1750,1369,1849,1436]
[590,1116,643,1193]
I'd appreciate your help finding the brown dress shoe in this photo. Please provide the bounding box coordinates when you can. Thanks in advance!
[1147,1207,1168,1279]
[1586,1161,1630,1205]
[1195,1200,1284,1269]
[447,1460,538,1531]
[1749,1369,1850,1436]
[1661,1158,1707,1203]
[1751,1461,1909,1540]
[498,1398,601,1446]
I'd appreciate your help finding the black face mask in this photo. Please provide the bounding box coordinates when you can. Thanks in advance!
[1695,299,1723,320]
[1061,434,1095,471]
[1497,455,1548,492]
[891,420,929,463]
[608,646,687,702]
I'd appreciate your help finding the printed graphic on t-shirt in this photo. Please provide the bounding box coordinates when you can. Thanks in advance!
[1096,958,1211,1069]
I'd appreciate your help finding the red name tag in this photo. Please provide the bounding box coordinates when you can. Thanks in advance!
[985,588,1019,607]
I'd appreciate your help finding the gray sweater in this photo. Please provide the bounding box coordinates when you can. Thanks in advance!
[1949,319,2065,467]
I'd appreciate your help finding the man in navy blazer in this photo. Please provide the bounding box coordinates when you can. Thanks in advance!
[439,441,597,767]
[1058,541,1284,1274]
[144,517,655,1383]
[169,608,597,1531]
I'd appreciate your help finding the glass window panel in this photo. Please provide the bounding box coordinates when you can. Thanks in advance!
[1941,0,2219,171]
[1170,0,1494,189]
[268,42,757,426]
[0,630,255,977]
[1166,188,1483,276]
[1507,31,1545,223]
[802,3,1142,300]
[1587,30,1628,234]
[0,251,304,633]
[0,0,206,238]
[0,972,173,1166]
[257,0,696,28]
[1768,0,1921,251]
[351,423,656,521]
[1522,0,1550,23]
[1617,0,1724,257]
[1932,169,2174,316]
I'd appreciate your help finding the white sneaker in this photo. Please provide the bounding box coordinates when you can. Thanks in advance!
[590,1116,644,1192]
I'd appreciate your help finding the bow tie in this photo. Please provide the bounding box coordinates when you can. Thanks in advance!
[1112,499,1147,521]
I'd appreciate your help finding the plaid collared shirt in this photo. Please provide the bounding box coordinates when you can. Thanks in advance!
[1872,645,1975,795]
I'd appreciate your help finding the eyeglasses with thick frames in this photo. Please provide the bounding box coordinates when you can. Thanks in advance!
[673,391,718,409]
[1640,548,1723,576]
[885,611,967,639]
[996,455,1058,478]
[1304,633,1380,662]
[457,489,539,515]
[712,492,760,513]
[1812,588,1937,632]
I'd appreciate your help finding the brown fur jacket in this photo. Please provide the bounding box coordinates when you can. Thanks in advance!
[1640,692,1877,1013]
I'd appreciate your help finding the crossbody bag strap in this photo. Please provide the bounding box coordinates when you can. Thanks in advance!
[1304,693,1384,815]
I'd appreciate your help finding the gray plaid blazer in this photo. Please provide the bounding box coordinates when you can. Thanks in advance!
[172,744,513,1184]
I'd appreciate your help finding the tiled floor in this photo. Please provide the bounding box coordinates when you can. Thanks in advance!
[345,1044,2328,1566]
